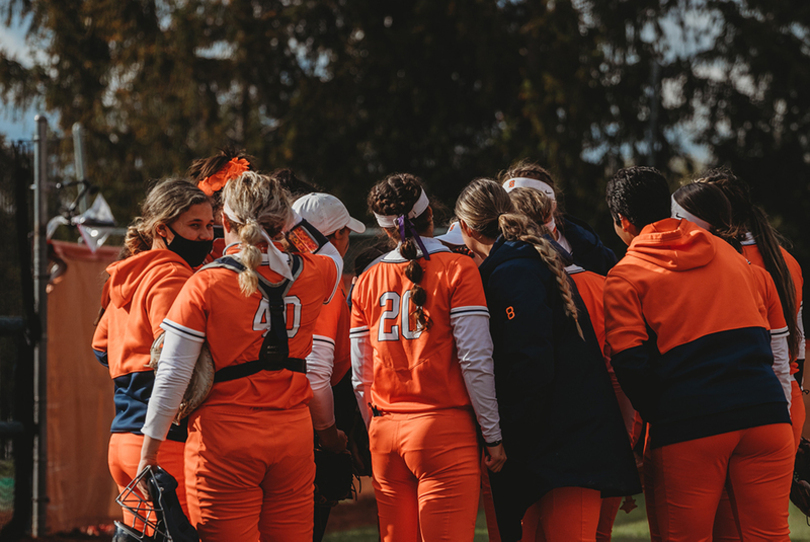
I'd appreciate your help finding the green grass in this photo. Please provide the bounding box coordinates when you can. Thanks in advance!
[323,496,810,541]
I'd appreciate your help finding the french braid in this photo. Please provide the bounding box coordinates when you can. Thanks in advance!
[456,178,583,339]
[368,173,433,331]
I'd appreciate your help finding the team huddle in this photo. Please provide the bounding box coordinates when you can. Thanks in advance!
[91,151,805,542]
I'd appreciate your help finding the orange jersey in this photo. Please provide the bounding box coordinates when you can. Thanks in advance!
[350,244,489,414]
[93,250,193,378]
[749,264,788,334]
[742,241,804,370]
[163,246,339,411]
[568,265,607,358]
[313,281,352,387]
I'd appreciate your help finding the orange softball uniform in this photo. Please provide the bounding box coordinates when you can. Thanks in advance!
[350,238,501,542]
[350,246,491,417]
[159,246,339,542]
[91,249,192,516]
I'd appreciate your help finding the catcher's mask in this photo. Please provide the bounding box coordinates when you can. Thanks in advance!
[114,466,198,542]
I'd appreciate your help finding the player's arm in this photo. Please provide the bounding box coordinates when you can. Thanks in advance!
[307,334,347,453]
[92,309,109,367]
[449,260,502,449]
[603,274,657,418]
[350,285,374,428]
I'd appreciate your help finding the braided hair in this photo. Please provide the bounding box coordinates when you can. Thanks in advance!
[456,178,583,339]
[696,168,800,359]
[222,172,293,297]
[368,173,433,332]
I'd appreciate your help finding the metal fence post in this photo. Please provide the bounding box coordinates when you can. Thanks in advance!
[32,115,49,537]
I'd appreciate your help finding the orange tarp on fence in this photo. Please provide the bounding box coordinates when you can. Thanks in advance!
[46,241,119,533]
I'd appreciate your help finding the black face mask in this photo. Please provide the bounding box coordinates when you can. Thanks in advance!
[165,225,213,268]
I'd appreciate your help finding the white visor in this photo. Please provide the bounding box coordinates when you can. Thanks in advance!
[374,189,430,228]
[671,197,712,232]
[502,177,556,200]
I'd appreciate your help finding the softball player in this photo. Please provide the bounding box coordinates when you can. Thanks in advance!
[455,179,639,542]
[697,169,806,451]
[187,146,255,261]
[500,159,617,275]
[138,172,343,541]
[605,166,793,541]
[505,183,637,542]
[351,173,505,542]
[92,178,214,522]
[291,192,366,542]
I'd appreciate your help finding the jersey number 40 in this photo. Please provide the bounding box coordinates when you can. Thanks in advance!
[252,296,302,338]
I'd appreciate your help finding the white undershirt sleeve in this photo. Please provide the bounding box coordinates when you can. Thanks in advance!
[306,337,336,431]
[350,326,373,428]
[770,329,792,410]
[798,302,805,361]
[141,327,202,440]
[450,312,502,443]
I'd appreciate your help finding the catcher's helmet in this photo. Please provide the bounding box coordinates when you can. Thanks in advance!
[114,466,198,542]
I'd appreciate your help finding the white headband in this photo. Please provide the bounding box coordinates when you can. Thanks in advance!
[374,189,430,228]
[223,202,293,280]
[503,177,556,200]
[671,197,712,232]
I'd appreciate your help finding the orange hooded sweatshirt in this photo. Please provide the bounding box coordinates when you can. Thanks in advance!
[604,218,789,448]
[92,249,192,441]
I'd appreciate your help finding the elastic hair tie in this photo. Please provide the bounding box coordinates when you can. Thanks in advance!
[396,215,431,261]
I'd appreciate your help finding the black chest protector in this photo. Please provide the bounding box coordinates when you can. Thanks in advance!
[200,255,307,383]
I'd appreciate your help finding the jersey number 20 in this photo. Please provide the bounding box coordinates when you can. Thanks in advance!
[378,291,422,342]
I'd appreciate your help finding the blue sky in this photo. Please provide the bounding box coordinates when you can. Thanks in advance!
[0,14,42,141]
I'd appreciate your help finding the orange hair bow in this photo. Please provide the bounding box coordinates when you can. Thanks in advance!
[197,157,250,196]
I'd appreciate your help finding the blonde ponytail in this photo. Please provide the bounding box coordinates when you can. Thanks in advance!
[221,172,293,297]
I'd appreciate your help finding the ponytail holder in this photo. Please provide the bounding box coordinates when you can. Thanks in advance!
[198,157,250,196]
[396,215,431,261]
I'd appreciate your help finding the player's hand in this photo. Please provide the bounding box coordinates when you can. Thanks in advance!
[135,458,157,499]
[317,425,348,454]
[484,443,507,473]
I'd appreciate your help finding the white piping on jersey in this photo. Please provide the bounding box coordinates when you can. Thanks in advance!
[565,263,586,275]
[349,326,370,338]
[449,305,490,318]
[380,237,452,263]
[741,232,755,246]
[312,334,336,346]
[161,319,205,342]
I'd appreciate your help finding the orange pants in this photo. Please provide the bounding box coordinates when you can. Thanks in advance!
[518,487,602,542]
[108,432,187,527]
[595,497,621,542]
[712,388,806,541]
[369,409,481,542]
[184,405,315,542]
[645,423,793,542]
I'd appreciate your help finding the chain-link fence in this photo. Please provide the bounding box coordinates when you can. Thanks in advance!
[0,140,36,539]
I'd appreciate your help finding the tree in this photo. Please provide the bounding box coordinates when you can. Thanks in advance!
[0,0,808,269]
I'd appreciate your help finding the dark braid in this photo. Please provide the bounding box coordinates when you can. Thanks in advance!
[368,173,433,331]
[187,146,255,214]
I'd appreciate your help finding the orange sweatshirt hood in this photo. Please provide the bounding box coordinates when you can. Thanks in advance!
[106,250,190,308]
[626,218,716,271]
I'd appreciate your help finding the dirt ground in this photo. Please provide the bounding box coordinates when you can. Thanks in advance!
[10,477,378,542]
